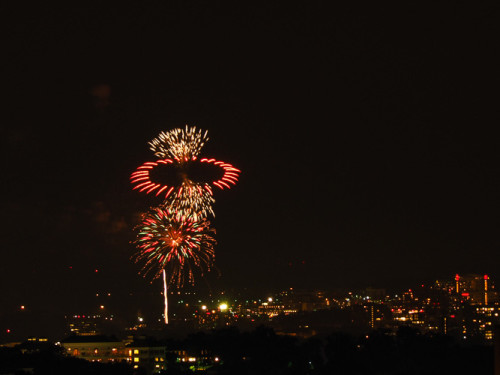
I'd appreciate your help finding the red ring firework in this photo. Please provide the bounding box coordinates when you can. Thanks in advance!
[130,157,240,198]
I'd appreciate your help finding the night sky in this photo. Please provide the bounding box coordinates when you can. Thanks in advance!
[2,3,499,337]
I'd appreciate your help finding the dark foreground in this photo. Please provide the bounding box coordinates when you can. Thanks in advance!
[0,326,493,375]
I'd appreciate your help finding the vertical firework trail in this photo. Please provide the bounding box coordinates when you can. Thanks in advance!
[163,269,168,324]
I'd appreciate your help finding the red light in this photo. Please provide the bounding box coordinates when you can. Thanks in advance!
[6,329,11,333]
[450,315,455,318]
[95,269,99,273]
[484,275,489,280]
[455,274,460,281]
[461,293,469,297]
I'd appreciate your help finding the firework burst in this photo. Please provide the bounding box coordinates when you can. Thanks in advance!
[133,207,216,287]
[130,158,240,198]
[149,125,209,161]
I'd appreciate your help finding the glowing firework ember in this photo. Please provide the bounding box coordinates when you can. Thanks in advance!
[133,207,216,287]
[149,125,209,161]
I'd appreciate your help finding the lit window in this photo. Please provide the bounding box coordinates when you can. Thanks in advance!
[134,349,139,354]
[134,357,140,363]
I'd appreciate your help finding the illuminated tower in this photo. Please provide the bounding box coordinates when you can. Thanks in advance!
[456,274,492,305]
[484,274,489,305]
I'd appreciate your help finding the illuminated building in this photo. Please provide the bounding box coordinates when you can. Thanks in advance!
[259,301,287,319]
[27,337,48,343]
[169,348,219,372]
[455,274,496,305]
[128,336,220,373]
[474,306,500,341]
[127,340,167,373]
[66,315,102,336]
[61,335,127,362]
[364,303,387,329]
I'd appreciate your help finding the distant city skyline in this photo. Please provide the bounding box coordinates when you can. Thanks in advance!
[1,272,498,343]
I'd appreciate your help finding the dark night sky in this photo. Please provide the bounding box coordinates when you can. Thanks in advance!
[1,3,499,337]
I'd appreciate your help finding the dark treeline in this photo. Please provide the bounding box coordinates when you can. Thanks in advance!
[175,326,492,374]
[0,326,493,374]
